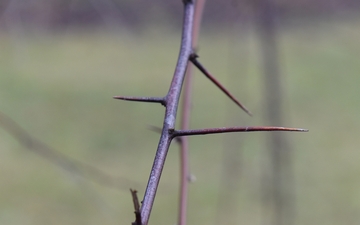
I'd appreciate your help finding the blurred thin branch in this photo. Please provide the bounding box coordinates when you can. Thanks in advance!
[177,1,205,225]
[0,111,140,191]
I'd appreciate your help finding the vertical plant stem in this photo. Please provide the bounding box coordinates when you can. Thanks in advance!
[140,1,195,224]
[178,1,205,225]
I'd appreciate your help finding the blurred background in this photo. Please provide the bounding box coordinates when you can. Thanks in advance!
[1,0,360,224]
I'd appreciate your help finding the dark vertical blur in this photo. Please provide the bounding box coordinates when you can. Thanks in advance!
[255,0,294,225]
[214,2,248,223]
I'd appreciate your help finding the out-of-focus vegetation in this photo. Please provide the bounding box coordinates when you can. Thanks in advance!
[1,1,360,224]
[1,0,360,31]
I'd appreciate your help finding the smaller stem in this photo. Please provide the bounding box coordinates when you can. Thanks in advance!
[189,54,252,116]
[130,189,142,225]
[178,0,205,224]
[113,96,166,106]
[173,126,308,137]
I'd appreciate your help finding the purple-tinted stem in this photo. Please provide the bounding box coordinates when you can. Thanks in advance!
[178,66,192,225]
[140,1,195,225]
[178,2,205,225]
[178,0,206,225]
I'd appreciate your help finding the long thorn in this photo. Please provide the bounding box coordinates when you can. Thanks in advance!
[113,96,166,106]
[189,54,253,116]
[173,126,308,137]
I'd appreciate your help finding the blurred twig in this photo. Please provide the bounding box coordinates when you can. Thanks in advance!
[178,1,205,225]
[0,111,140,191]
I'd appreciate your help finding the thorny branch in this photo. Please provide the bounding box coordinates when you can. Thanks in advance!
[141,2,194,224]
[115,0,307,224]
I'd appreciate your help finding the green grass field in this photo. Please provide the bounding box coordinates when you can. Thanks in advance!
[1,17,360,225]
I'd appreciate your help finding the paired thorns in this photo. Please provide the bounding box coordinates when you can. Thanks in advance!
[116,50,307,225]
[116,38,307,225]
[114,54,252,116]
[189,53,253,116]
[116,1,307,224]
